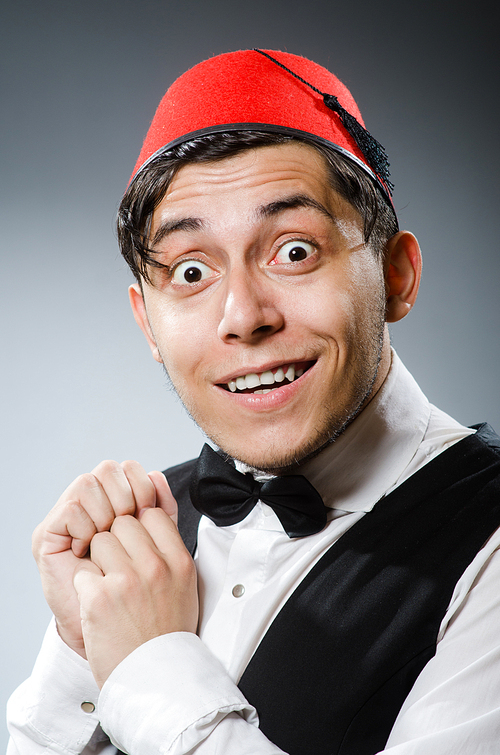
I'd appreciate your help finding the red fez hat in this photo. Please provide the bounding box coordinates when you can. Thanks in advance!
[131,49,393,201]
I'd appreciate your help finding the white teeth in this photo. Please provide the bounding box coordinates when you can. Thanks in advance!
[227,363,305,393]
[245,373,260,389]
[260,370,275,385]
[274,367,284,382]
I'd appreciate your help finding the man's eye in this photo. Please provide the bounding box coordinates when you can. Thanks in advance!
[273,240,315,264]
[171,260,215,285]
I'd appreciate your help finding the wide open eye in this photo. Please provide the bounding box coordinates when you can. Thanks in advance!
[273,239,315,264]
[171,259,215,285]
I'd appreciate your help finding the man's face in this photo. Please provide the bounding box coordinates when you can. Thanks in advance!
[131,142,391,472]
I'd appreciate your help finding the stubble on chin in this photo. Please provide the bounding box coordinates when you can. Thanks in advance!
[235,352,383,475]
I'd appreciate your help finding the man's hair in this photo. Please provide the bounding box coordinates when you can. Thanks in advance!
[117,131,399,284]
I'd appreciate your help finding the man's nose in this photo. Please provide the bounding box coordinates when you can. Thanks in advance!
[217,268,284,344]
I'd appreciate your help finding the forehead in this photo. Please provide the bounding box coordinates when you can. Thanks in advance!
[151,142,360,230]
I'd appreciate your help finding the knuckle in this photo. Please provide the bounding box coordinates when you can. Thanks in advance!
[95,459,123,477]
[175,551,197,582]
[90,530,112,550]
[146,558,170,584]
[139,507,161,526]
[139,505,155,519]
[114,569,139,594]
[74,472,100,492]
[110,514,134,534]
[65,498,85,518]
[65,500,98,535]
[120,459,143,474]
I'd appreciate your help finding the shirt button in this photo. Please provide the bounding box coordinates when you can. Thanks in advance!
[81,702,95,713]
[232,584,245,598]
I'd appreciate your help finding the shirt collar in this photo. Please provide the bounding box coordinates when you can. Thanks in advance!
[296,351,431,512]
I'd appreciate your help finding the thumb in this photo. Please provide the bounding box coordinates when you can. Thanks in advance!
[147,471,178,526]
[73,559,104,602]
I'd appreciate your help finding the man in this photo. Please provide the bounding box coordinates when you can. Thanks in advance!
[7,49,500,754]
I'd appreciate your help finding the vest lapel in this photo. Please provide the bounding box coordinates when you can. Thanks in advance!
[164,457,200,555]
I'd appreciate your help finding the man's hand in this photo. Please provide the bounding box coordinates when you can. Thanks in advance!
[73,508,199,688]
[32,460,178,658]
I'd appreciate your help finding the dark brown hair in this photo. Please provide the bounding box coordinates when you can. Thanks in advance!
[117,131,399,283]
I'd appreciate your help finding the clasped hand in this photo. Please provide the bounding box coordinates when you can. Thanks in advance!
[32,460,199,688]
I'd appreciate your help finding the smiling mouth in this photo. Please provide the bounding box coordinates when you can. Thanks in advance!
[219,362,314,394]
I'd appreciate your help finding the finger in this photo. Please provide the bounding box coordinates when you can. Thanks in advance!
[120,460,157,516]
[60,472,116,533]
[108,512,195,602]
[137,510,197,602]
[90,519,173,583]
[136,508,188,559]
[108,514,159,562]
[88,529,132,575]
[109,511,186,567]
[65,501,99,557]
[34,499,98,559]
[147,471,178,525]
[90,460,138,517]
[74,557,104,583]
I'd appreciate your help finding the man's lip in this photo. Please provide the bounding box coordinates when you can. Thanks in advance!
[215,359,315,385]
[212,359,316,409]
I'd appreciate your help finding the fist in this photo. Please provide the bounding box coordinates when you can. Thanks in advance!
[73,508,199,687]
[32,460,177,656]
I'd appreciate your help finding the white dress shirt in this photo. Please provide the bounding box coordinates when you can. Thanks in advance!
[8,353,500,754]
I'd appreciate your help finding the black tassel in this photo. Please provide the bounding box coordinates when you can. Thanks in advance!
[254,49,394,194]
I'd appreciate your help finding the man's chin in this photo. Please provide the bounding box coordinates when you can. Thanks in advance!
[215,383,377,474]
[219,426,345,475]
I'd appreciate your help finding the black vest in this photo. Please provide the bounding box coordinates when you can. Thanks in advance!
[164,424,500,755]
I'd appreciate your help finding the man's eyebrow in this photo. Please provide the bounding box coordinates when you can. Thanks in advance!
[151,217,206,247]
[150,194,333,247]
[256,194,335,223]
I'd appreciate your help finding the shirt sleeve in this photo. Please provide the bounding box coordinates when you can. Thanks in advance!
[97,632,284,754]
[6,623,283,755]
[383,534,500,753]
[6,619,113,755]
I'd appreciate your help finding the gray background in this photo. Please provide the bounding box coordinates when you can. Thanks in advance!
[1,0,498,747]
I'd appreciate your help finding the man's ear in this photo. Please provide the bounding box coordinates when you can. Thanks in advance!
[383,231,422,323]
[128,284,163,363]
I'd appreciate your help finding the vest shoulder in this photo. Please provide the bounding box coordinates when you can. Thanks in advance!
[161,456,201,554]
[162,457,198,486]
[471,422,500,454]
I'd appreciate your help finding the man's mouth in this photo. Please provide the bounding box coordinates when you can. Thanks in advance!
[220,362,313,394]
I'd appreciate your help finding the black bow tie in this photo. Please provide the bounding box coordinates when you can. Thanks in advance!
[189,444,328,538]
